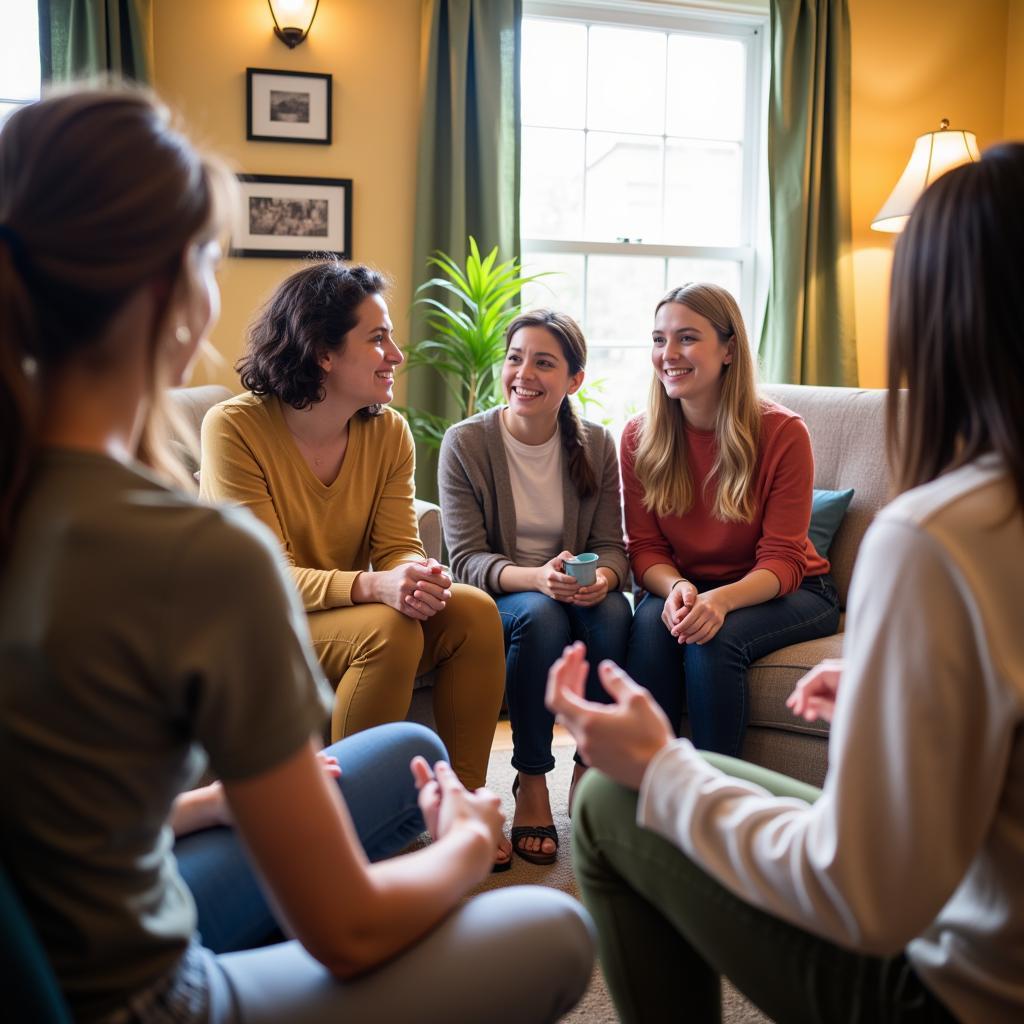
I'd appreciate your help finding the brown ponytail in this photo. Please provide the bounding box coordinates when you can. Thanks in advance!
[0,83,231,553]
[505,309,597,500]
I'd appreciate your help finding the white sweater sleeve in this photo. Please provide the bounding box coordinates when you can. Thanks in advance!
[637,516,1014,954]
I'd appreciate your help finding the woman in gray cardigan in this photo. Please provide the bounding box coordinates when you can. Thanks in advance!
[439,310,632,865]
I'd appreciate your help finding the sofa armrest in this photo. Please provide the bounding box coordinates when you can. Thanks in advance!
[415,499,442,563]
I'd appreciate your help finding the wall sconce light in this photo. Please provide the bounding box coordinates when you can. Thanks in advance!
[268,0,320,49]
[871,119,980,233]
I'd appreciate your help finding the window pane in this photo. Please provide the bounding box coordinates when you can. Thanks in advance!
[585,255,665,347]
[587,26,666,134]
[521,127,584,240]
[522,18,587,129]
[585,132,662,242]
[0,1,41,101]
[666,34,745,141]
[579,346,652,433]
[666,259,742,301]
[664,139,742,245]
[520,251,585,324]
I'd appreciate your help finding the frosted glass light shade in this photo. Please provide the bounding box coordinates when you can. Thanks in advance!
[871,123,980,233]
[268,0,320,48]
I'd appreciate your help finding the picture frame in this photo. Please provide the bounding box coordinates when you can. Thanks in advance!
[246,68,332,145]
[232,174,352,259]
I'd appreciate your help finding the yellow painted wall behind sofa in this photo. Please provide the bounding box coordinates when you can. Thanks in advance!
[1006,0,1024,137]
[153,0,421,399]
[850,0,1013,386]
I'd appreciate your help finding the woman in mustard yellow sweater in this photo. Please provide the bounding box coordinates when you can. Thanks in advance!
[200,262,508,862]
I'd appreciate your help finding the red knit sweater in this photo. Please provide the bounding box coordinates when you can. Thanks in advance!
[620,402,829,594]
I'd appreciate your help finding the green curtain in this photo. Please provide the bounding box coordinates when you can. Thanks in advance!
[759,0,857,386]
[409,0,522,499]
[39,0,153,83]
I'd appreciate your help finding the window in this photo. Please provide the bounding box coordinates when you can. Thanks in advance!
[0,1,41,125]
[519,2,767,427]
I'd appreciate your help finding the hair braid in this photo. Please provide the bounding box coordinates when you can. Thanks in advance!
[557,394,596,499]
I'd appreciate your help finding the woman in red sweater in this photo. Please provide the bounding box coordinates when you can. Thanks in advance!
[621,283,839,755]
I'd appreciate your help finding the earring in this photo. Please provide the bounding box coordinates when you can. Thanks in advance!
[174,325,192,345]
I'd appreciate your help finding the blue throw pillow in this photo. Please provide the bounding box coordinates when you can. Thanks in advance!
[809,488,855,558]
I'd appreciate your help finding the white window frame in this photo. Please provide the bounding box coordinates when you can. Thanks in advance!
[521,0,769,337]
[0,0,42,123]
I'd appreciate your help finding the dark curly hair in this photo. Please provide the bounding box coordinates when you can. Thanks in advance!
[237,260,389,413]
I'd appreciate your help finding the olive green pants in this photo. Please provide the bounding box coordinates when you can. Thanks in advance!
[309,583,505,790]
[572,756,958,1024]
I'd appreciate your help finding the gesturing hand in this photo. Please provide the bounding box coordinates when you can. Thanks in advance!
[534,551,581,602]
[545,642,675,790]
[378,559,453,621]
[786,658,844,723]
[410,758,504,853]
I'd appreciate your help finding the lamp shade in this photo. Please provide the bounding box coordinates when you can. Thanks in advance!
[871,120,980,232]
[268,0,320,48]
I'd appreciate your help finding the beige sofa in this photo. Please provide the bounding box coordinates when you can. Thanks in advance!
[169,385,444,725]
[727,384,893,786]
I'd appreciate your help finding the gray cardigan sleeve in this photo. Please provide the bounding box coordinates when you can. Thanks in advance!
[438,427,513,595]
[584,426,630,589]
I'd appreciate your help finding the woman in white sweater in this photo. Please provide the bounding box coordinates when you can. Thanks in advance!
[547,143,1024,1023]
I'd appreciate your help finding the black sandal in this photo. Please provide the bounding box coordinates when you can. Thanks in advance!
[510,776,559,865]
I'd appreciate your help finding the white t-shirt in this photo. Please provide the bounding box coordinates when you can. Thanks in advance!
[637,455,1024,1023]
[500,414,565,567]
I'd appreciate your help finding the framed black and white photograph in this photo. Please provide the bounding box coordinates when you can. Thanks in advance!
[232,174,352,259]
[246,68,332,144]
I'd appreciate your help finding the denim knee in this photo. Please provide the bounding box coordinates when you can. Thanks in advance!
[326,721,447,774]
[500,591,573,638]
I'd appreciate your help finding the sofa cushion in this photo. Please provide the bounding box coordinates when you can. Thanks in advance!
[809,487,855,558]
[761,385,893,607]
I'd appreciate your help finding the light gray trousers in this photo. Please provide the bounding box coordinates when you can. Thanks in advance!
[205,887,595,1023]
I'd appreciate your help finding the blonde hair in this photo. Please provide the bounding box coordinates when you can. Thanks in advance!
[0,83,233,550]
[633,283,761,522]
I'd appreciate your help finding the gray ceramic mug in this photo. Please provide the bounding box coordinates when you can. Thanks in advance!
[563,552,599,587]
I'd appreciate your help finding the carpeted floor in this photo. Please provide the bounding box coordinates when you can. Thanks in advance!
[468,740,773,1024]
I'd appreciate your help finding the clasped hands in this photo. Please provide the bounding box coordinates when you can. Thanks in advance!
[544,643,845,791]
[377,558,452,621]
[661,581,729,645]
[535,550,610,607]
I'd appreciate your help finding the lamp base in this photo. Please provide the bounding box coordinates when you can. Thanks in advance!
[274,26,305,48]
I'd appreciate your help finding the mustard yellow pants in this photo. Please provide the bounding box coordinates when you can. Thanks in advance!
[308,583,505,790]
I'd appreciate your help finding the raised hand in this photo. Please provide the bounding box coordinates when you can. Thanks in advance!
[545,642,675,790]
[786,658,844,723]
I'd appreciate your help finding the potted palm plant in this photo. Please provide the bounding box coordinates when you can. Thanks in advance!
[400,237,546,450]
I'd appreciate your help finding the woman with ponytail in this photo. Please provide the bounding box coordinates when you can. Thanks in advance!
[439,309,631,864]
[621,283,840,755]
[0,88,593,1023]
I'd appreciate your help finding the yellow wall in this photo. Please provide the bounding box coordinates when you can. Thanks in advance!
[849,0,1011,386]
[154,1,1022,393]
[1006,0,1024,137]
[153,0,421,398]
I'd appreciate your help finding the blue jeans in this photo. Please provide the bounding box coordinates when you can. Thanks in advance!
[175,722,445,953]
[497,591,633,774]
[626,575,840,756]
